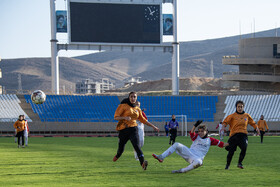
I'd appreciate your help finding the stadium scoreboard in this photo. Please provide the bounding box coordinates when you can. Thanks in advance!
[69,1,162,44]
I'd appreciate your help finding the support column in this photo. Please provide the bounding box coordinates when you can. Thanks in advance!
[172,0,179,95]
[50,0,59,94]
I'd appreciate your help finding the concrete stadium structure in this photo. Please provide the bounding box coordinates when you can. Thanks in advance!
[0,56,2,94]
[0,94,279,137]
[223,37,280,92]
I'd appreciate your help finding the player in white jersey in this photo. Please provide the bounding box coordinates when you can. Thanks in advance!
[216,122,224,140]
[23,115,29,146]
[153,120,229,173]
[134,101,147,160]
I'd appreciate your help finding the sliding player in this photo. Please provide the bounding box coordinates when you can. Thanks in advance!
[153,120,229,173]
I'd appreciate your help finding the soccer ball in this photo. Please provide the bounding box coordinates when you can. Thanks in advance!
[31,90,46,104]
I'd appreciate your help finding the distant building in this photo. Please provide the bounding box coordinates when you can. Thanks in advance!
[75,78,114,94]
[222,37,280,92]
[124,77,146,87]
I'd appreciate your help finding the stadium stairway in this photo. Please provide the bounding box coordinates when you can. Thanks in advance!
[214,95,227,122]
[17,95,40,122]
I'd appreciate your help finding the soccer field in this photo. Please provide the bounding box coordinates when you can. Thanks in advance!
[0,136,279,186]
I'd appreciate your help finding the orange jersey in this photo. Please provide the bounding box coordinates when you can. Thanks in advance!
[223,112,257,137]
[257,120,269,131]
[114,103,148,131]
[13,120,26,133]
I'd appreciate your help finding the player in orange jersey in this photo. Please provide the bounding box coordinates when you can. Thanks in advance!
[257,115,269,143]
[222,100,260,170]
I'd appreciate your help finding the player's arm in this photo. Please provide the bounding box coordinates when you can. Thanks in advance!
[138,109,159,132]
[190,120,203,140]
[13,121,18,129]
[265,121,269,132]
[190,125,196,133]
[210,137,229,148]
[248,114,260,135]
[142,111,148,120]
[190,120,202,133]
[222,117,229,131]
[145,121,159,132]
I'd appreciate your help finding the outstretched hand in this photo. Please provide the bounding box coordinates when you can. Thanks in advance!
[224,143,229,148]
[193,120,203,127]
[153,126,160,132]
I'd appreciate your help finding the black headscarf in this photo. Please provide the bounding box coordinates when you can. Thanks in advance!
[236,110,245,114]
[121,98,137,108]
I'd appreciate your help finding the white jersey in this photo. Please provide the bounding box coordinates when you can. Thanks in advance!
[190,136,211,158]
[217,123,223,131]
[136,121,145,141]
[190,132,223,159]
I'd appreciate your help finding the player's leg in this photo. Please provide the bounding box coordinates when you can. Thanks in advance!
[138,127,144,148]
[25,135,28,146]
[153,142,191,162]
[225,134,238,169]
[134,127,144,160]
[114,128,130,161]
[260,131,264,143]
[172,159,203,173]
[173,129,177,145]
[17,133,21,148]
[169,130,173,145]
[14,130,17,143]
[220,130,224,140]
[21,132,25,148]
[237,134,248,169]
[129,127,147,169]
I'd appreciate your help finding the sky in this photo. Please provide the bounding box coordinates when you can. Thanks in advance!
[0,0,280,59]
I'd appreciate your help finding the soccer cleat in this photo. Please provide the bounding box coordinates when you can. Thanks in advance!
[113,155,118,162]
[172,169,184,173]
[152,154,163,163]
[237,163,244,169]
[142,160,148,170]
[225,165,229,170]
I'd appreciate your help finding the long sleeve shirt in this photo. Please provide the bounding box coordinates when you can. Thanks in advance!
[13,120,26,133]
[189,131,224,159]
[223,112,257,137]
[257,119,269,131]
[168,120,179,129]
[114,103,148,131]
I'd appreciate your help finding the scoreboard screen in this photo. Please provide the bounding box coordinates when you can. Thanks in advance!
[69,2,161,44]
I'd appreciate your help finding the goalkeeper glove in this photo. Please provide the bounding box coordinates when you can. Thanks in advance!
[193,120,203,127]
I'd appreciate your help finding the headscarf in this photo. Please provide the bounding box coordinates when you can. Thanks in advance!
[121,98,137,108]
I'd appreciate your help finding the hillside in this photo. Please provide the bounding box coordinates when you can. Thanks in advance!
[0,57,129,92]
[0,28,278,93]
[109,77,227,93]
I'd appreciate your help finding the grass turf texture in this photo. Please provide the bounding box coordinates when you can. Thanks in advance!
[0,136,279,186]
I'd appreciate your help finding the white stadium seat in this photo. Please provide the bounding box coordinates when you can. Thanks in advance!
[0,94,32,122]
[223,95,280,122]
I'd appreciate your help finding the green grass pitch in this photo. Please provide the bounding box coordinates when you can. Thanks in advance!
[0,136,279,186]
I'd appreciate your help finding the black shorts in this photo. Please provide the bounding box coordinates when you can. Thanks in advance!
[226,133,248,152]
